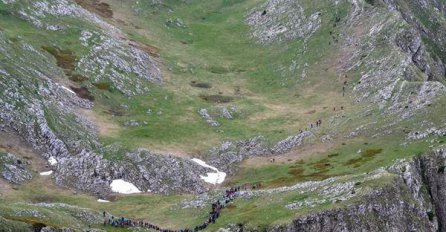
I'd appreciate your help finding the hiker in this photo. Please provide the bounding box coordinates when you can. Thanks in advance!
[341,106,344,110]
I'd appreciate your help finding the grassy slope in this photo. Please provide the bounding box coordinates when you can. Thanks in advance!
[1,0,446,230]
[93,0,354,154]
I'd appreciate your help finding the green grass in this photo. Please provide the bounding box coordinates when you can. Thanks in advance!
[85,0,357,155]
[2,0,446,230]
[0,176,208,230]
[227,134,433,188]
[205,172,396,231]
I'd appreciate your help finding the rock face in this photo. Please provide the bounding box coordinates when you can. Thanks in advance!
[246,0,446,120]
[53,149,214,197]
[276,184,435,232]
[384,0,446,82]
[208,132,312,174]
[246,0,321,44]
[122,150,210,194]
[418,150,446,231]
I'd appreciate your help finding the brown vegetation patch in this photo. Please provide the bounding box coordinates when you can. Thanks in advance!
[74,0,113,18]
[310,158,332,171]
[69,74,88,83]
[42,46,75,71]
[199,95,233,103]
[305,110,316,114]
[190,81,212,89]
[70,86,95,101]
[344,148,383,168]
[267,168,333,188]
[42,46,89,83]
[328,153,339,158]
[363,148,383,157]
[226,204,236,209]
[288,167,304,176]
[93,82,111,90]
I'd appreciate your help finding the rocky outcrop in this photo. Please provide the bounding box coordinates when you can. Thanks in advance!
[122,150,210,194]
[0,153,33,184]
[208,132,312,174]
[383,0,446,82]
[53,149,215,197]
[273,184,435,232]
[418,149,446,231]
[246,0,321,44]
[223,149,446,232]
[198,108,220,127]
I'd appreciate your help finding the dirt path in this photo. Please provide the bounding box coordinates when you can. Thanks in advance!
[78,108,121,136]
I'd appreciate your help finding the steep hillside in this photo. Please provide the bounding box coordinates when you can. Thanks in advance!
[0,0,446,231]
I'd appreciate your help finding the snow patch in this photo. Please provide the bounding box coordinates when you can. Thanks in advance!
[40,171,53,176]
[61,86,76,95]
[48,157,57,165]
[191,158,226,185]
[110,179,141,194]
[97,199,110,203]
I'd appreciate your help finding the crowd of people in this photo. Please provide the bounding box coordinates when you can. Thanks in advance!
[103,185,258,231]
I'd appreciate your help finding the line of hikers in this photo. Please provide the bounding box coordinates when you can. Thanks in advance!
[103,184,260,231]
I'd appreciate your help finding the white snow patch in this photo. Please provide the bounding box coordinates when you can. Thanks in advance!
[40,171,53,176]
[97,199,110,203]
[48,157,57,166]
[191,158,226,185]
[61,86,76,94]
[110,179,141,194]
